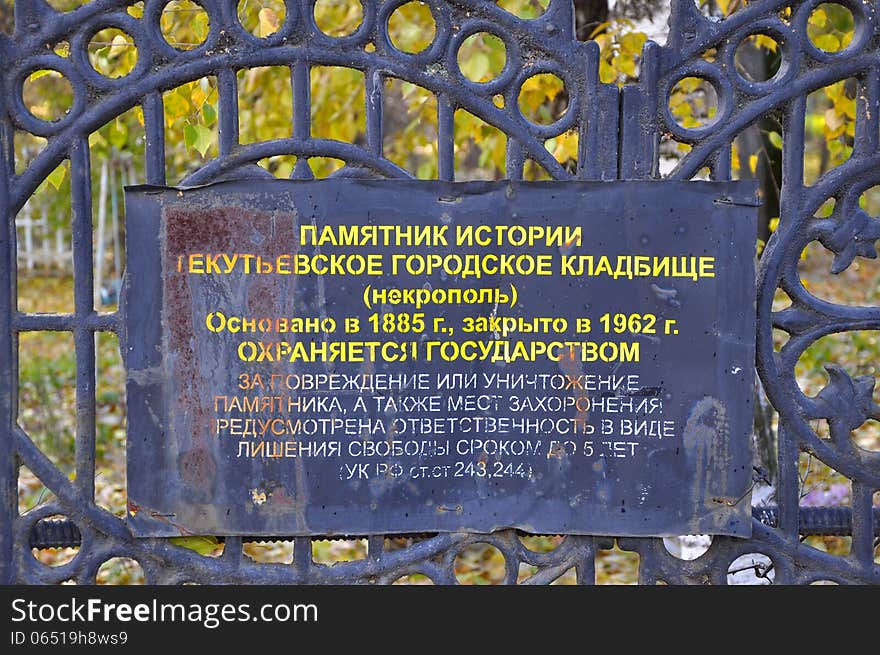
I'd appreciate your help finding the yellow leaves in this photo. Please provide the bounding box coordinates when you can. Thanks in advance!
[161,0,210,50]
[88,131,104,149]
[310,66,365,148]
[804,81,856,185]
[816,198,836,218]
[237,0,286,38]
[308,66,366,176]
[258,8,281,38]
[258,155,295,177]
[191,6,211,43]
[314,0,363,38]
[496,0,550,20]
[755,238,767,258]
[188,81,212,111]
[668,77,717,129]
[45,164,67,191]
[813,33,840,52]
[752,34,778,53]
[308,156,345,178]
[88,28,137,79]
[469,53,492,83]
[27,70,53,82]
[756,215,781,260]
[458,33,506,84]
[675,77,701,94]
[619,32,647,56]
[547,130,578,165]
[518,73,562,115]
[589,21,611,41]
[477,126,506,171]
[617,56,636,78]
[388,1,435,55]
[22,70,73,123]
[186,81,218,157]
[823,80,856,138]
[598,60,616,85]
[715,0,733,16]
[238,67,293,144]
[108,33,129,57]
[669,90,696,127]
[806,113,826,137]
[810,79,856,176]
[384,79,438,178]
[170,535,219,556]
[455,110,485,144]
[807,3,854,53]
[748,153,759,175]
[826,138,851,163]
[824,107,845,133]
[593,20,647,86]
[162,89,190,129]
[454,109,505,180]
[106,117,129,150]
[163,78,218,169]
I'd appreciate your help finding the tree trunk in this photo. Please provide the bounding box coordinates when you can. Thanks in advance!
[574,0,609,41]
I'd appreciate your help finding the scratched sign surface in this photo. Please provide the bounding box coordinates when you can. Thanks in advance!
[124,179,757,538]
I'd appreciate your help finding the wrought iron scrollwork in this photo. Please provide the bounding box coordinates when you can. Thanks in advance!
[1,0,877,584]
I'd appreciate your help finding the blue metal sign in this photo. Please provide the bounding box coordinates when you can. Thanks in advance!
[124,179,757,538]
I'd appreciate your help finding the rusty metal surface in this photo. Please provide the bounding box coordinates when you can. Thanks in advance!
[124,179,757,538]
[2,0,878,584]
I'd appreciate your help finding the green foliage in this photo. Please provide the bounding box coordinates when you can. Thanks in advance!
[170,535,221,556]
[165,78,219,177]
[160,0,210,50]
[458,32,507,84]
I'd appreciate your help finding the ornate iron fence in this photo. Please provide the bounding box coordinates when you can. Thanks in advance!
[1,0,878,584]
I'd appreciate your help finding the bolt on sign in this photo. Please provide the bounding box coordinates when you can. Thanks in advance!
[123,179,758,538]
